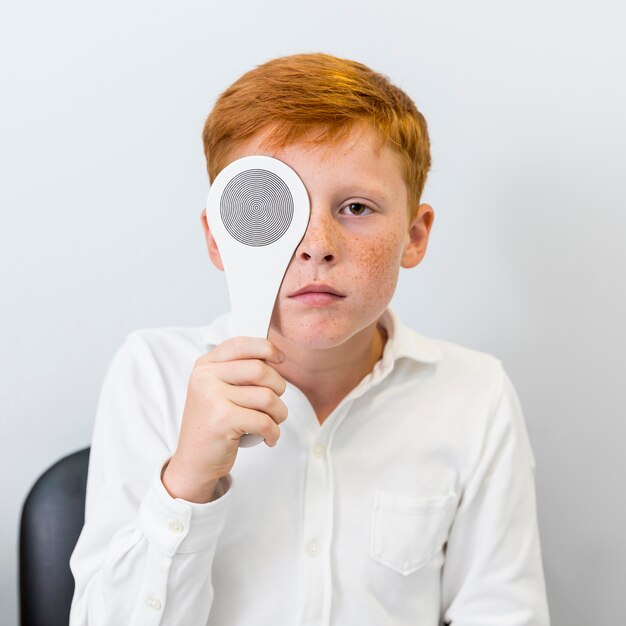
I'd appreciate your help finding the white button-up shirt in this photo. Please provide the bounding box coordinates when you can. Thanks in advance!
[69,308,550,625]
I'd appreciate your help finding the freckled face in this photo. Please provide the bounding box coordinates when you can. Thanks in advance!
[220,126,423,350]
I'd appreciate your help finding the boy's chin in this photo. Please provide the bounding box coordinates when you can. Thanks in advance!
[268,324,350,351]
[268,315,379,353]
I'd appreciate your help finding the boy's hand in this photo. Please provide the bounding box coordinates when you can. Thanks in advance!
[162,337,288,503]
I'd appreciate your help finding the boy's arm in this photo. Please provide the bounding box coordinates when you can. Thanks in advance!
[440,364,551,626]
[69,333,232,626]
[70,333,286,626]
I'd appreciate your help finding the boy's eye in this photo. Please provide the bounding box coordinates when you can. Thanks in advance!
[340,202,373,216]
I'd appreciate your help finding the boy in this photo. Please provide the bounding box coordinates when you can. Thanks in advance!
[70,53,550,625]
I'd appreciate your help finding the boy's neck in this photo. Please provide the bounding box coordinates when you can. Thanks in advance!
[268,321,388,425]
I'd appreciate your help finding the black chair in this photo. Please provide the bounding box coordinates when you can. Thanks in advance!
[20,447,90,626]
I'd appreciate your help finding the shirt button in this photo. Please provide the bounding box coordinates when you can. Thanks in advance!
[307,540,321,557]
[168,519,184,534]
[146,597,162,611]
[313,443,325,458]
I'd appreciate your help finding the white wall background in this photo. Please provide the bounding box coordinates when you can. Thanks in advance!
[1,1,624,624]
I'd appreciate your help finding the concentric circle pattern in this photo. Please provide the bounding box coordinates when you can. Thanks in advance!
[220,169,294,247]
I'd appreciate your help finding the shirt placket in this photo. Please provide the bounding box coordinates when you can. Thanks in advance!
[298,399,351,626]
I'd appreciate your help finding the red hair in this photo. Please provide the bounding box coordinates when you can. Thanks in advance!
[202,53,431,215]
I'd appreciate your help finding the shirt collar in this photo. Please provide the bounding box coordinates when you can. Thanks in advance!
[378,307,442,364]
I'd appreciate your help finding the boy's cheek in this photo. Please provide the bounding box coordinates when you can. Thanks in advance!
[351,239,404,283]
[277,233,403,299]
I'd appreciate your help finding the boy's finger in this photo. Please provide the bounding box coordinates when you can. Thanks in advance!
[211,360,287,396]
[227,406,282,446]
[227,386,289,425]
[201,336,285,365]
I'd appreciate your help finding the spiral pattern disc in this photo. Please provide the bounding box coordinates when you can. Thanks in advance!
[220,169,294,247]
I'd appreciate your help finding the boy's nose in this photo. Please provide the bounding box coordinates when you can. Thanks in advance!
[295,211,338,264]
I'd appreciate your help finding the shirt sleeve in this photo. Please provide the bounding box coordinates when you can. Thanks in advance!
[440,362,551,626]
[69,332,232,626]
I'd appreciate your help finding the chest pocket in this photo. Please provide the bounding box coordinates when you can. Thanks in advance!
[370,490,457,576]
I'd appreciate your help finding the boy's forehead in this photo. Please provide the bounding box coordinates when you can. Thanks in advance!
[220,125,409,212]
[225,123,393,170]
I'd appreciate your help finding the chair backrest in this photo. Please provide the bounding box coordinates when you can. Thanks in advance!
[20,447,90,626]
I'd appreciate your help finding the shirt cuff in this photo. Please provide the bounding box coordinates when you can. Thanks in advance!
[137,459,233,556]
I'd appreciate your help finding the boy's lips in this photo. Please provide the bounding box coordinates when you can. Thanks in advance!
[287,284,347,306]
[288,284,346,297]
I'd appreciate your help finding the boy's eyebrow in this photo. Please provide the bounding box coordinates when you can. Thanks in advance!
[335,184,394,205]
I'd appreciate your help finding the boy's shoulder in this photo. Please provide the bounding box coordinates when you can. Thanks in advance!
[123,312,232,352]
[393,317,521,452]
[386,308,503,375]
[429,335,502,371]
[113,314,232,381]
[387,309,508,414]
[429,335,505,398]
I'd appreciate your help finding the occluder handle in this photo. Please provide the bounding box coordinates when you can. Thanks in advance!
[239,433,264,448]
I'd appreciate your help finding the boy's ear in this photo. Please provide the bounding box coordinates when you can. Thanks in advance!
[400,203,435,269]
[200,208,224,271]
